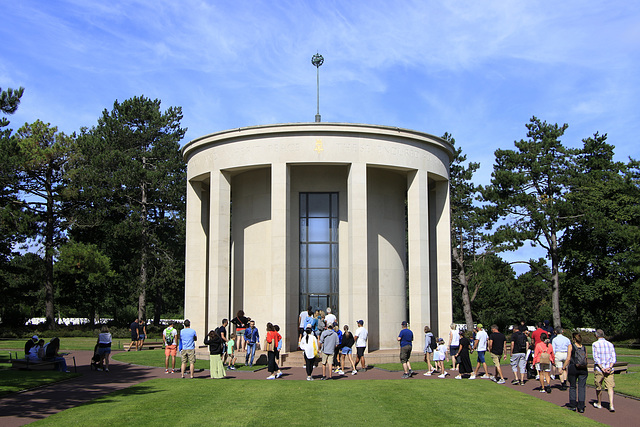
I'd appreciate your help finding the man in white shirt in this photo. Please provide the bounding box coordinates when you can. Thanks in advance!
[552,327,571,390]
[299,306,311,342]
[471,324,489,379]
[354,320,368,374]
[325,307,336,326]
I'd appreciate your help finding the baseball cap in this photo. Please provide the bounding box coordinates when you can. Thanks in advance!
[32,335,38,340]
[477,323,483,329]
[357,319,364,325]
[401,321,408,326]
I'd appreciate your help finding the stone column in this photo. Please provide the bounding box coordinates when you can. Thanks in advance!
[433,179,452,340]
[207,170,231,336]
[346,163,368,338]
[185,178,209,337]
[407,169,431,336]
[271,163,290,349]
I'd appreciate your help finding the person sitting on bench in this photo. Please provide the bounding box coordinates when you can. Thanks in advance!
[43,337,69,372]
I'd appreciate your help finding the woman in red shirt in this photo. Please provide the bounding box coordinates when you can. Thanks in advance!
[533,332,555,393]
[265,323,282,379]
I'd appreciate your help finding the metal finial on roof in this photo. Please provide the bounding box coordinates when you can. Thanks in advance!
[311,53,324,122]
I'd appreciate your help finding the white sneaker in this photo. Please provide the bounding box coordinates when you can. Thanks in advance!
[266,375,276,380]
[469,375,476,380]
[489,375,495,380]
[338,370,344,375]
[352,370,357,375]
[306,376,313,381]
[593,402,602,409]
[481,374,490,379]
[165,369,169,374]
[540,389,546,393]
[497,378,505,384]
[550,374,555,380]
[455,375,462,379]
[438,373,446,378]
[536,374,540,380]
[276,372,282,378]
[424,372,432,376]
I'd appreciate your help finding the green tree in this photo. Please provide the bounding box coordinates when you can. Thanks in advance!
[67,96,186,321]
[12,120,73,329]
[55,241,115,325]
[468,253,517,331]
[561,134,640,334]
[0,252,45,327]
[447,132,484,330]
[0,86,25,265]
[482,117,577,328]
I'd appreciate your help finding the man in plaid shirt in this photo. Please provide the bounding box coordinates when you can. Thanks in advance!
[592,329,617,412]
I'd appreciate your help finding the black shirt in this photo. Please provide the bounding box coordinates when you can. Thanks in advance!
[489,332,506,355]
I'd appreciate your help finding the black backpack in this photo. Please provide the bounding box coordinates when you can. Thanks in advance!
[513,331,527,353]
[428,333,437,351]
[573,344,588,369]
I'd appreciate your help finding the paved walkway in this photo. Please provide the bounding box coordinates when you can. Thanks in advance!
[1,350,639,426]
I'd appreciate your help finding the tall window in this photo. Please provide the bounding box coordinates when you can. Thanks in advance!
[299,193,338,314]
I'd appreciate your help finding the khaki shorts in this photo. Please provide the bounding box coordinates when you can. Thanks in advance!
[321,353,332,365]
[594,369,615,391]
[490,352,501,367]
[400,345,412,363]
[554,351,567,368]
[181,349,196,364]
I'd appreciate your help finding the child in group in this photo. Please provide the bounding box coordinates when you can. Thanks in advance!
[435,338,449,378]
[226,333,237,370]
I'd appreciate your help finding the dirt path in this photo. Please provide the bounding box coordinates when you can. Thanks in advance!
[1,351,639,426]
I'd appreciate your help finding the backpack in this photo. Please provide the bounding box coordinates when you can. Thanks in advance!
[539,344,551,364]
[164,327,176,346]
[513,331,527,353]
[573,344,588,369]
[427,333,437,351]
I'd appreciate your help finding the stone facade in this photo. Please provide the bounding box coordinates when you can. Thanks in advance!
[182,123,454,351]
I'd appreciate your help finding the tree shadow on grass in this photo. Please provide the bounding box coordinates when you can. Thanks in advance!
[0,350,164,422]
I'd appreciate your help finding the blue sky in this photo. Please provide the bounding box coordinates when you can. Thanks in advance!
[2,1,639,272]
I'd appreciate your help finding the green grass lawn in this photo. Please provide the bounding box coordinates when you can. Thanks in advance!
[113,348,264,371]
[32,378,601,427]
[0,362,80,397]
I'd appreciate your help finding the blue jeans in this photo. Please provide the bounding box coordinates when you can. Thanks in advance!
[54,356,67,372]
[245,343,256,366]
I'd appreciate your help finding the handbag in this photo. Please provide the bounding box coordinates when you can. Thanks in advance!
[539,345,551,364]
[264,339,275,352]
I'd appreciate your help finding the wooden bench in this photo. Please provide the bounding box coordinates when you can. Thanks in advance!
[123,341,164,351]
[588,362,628,374]
[10,359,57,371]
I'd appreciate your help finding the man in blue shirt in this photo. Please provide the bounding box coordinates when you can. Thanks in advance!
[551,327,571,390]
[179,319,197,379]
[244,320,259,367]
[398,321,414,378]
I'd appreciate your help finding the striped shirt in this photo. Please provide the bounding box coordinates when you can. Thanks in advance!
[592,338,616,372]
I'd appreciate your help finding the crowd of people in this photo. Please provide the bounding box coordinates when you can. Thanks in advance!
[157,309,618,414]
[20,308,619,416]
[398,321,618,414]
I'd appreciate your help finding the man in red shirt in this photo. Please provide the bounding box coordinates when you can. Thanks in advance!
[531,322,545,346]
[530,322,546,380]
